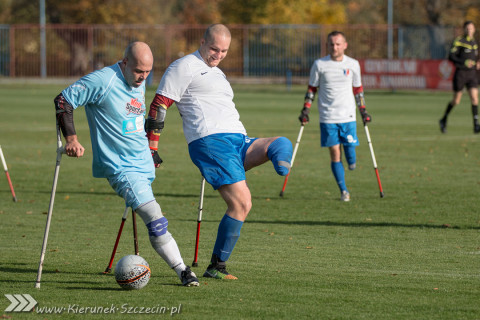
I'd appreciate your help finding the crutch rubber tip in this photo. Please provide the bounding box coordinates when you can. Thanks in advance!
[380,192,385,198]
[192,262,198,267]
[103,268,112,274]
[279,191,284,197]
[13,196,17,202]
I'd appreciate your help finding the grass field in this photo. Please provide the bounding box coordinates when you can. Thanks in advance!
[0,83,479,319]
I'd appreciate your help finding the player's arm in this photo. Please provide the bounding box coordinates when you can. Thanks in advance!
[299,85,317,124]
[54,93,85,158]
[353,86,371,125]
[146,93,175,167]
[448,38,467,68]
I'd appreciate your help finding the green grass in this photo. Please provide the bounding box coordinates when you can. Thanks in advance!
[0,83,479,319]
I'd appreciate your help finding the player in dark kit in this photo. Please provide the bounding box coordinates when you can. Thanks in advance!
[439,21,480,134]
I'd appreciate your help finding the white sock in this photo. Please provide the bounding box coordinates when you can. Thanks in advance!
[152,236,186,279]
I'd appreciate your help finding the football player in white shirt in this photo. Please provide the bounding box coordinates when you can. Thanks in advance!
[298,31,371,202]
[146,24,293,280]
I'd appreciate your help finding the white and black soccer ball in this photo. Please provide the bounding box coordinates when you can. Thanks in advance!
[114,255,151,290]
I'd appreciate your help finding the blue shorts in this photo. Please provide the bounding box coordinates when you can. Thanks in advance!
[320,122,359,147]
[107,173,155,210]
[188,133,257,190]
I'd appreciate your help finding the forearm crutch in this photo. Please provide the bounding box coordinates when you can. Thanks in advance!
[364,124,384,198]
[192,177,206,267]
[103,207,130,274]
[35,124,65,288]
[279,124,305,197]
[0,145,17,202]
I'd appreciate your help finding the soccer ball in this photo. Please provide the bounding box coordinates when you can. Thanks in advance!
[114,255,151,290]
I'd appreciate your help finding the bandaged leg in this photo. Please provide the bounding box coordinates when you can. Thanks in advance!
[267,137,293,176]
[331,161,347,193]
[135,200,186,279]
[343,145,356,170]
[212,214,243,262]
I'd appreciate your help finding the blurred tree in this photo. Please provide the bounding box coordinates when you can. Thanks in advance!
[2,0,174,24]
[343,0,479,26]
[1,0,478,27]
[255,0,346,24]
[343,0,387,24]
[0,0,12,24]
[218,0,269,24]
[174,0,221,24]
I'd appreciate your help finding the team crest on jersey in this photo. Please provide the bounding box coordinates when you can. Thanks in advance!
[126,98,145,115]
[343,69,350,76]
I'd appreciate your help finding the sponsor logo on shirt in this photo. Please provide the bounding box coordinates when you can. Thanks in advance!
[126,98,145,115]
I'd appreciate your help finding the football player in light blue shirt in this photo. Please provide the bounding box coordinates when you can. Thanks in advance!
[54,41,199,287]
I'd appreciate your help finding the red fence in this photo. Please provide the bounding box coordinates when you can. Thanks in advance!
[0,24,477,90]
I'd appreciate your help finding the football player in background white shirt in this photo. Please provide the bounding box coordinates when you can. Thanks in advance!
[298,31,372,202]
[147,24,293,280]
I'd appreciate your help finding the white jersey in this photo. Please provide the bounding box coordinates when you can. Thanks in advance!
[156,50,246,144]
[308,54,362,124]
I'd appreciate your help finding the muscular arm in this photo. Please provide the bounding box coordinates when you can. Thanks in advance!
[146,93,175,150]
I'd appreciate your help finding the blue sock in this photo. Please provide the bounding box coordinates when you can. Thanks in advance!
[213,214,244,262]
[331,161,347,192]
[343,145,356,166]
[267,137,293,176]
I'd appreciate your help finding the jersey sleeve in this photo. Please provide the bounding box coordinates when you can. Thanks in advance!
[61,70,109,109]
[156,59,192,102]
[352,59,362,88]
[308,60,321,87]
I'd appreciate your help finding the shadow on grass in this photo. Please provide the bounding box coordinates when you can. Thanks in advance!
[6,189,217,199]
[245,219,480,230]
[174,218,478,230]
[65,282,181,291]
[0,264,185,290]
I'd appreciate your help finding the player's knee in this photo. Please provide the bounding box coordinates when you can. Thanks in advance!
[239,198,252,217]
[267,137,293,176]
[135,200,172,246]
[227,197,251,220]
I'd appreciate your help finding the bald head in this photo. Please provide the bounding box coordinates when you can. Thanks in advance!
[121,41,153,88]
[124,42,152,61]
[200,24,231,68]
[203,24,231,43]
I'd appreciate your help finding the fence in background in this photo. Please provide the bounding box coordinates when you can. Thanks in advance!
[0,24,471,86]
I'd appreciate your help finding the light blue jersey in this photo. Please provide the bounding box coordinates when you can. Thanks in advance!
[62,62,154,180]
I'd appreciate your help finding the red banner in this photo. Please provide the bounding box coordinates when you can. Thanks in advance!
[359,59,456,90]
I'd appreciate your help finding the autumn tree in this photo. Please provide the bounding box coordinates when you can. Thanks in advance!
[256,0,346,24]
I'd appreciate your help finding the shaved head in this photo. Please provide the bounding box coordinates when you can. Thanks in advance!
[121,41,153,88]
[203,24,231,43]
[124,41,153,64]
